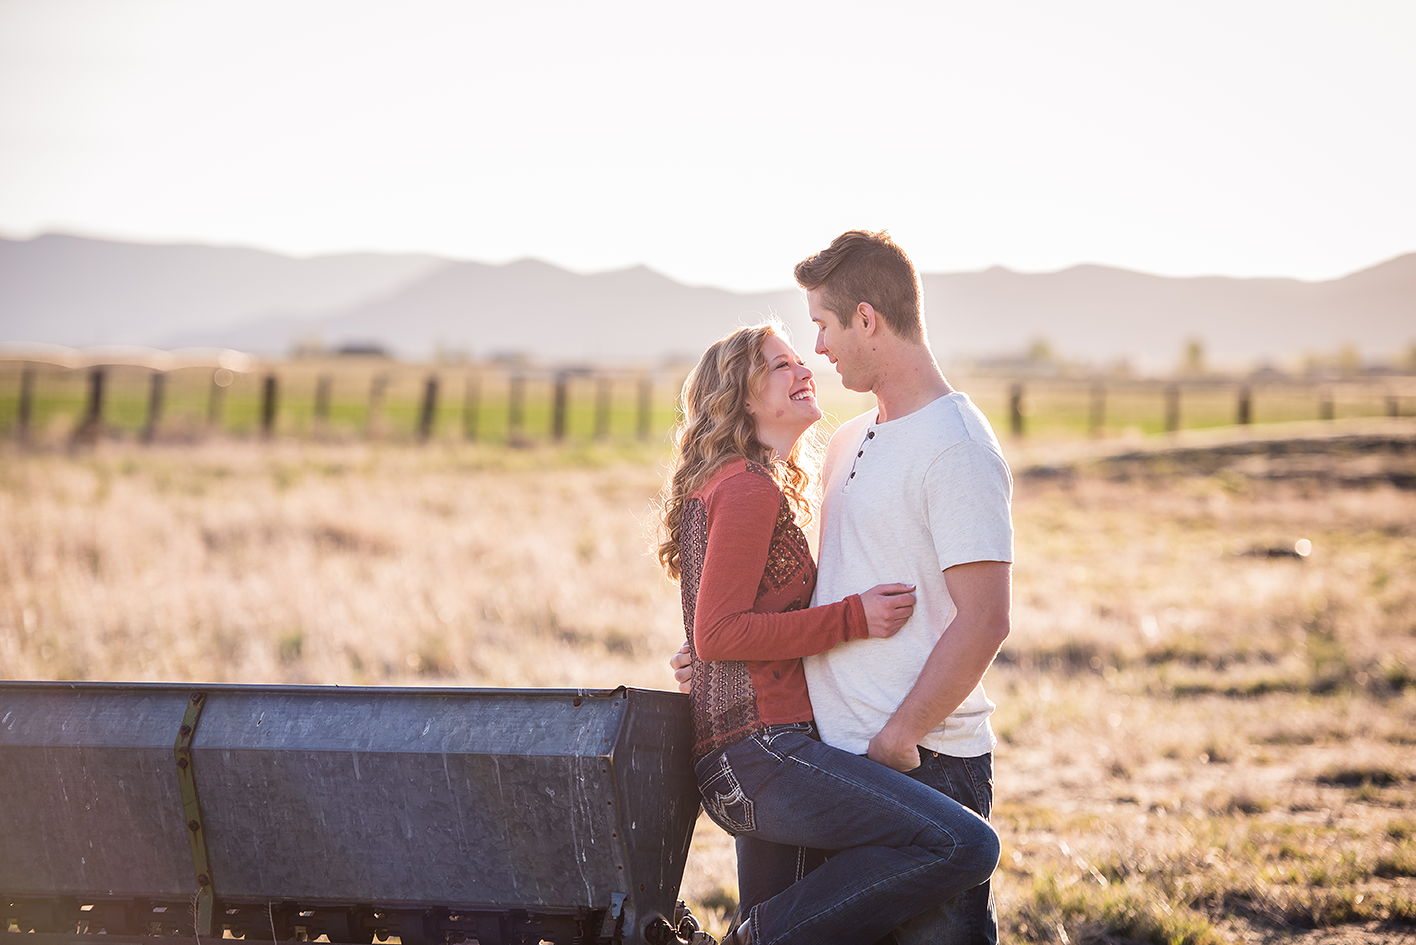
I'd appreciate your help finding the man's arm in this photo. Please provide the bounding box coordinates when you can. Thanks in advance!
[866,560,1011,772]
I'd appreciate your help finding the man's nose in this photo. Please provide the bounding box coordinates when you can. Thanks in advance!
[814,331,827,355]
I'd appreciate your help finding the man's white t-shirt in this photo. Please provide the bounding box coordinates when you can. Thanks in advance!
[805,392,1014,757]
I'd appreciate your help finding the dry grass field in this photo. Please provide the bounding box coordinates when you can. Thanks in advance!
[2,421,1415,944]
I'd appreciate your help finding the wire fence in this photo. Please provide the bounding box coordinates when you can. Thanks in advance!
[1,352,1413,448]
[0,355,691,447]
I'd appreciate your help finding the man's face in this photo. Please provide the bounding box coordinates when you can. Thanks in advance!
[807,289,870,392]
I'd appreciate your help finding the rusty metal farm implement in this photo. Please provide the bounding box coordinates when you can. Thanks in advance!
[0,683,708,945]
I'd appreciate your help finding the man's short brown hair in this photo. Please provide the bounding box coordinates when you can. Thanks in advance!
[794,230,923,342]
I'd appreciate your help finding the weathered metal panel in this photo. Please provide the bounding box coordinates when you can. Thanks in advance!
[0,682,698,944]
[190,687,631,907]
[611,690,698,935]
[0,686,194,897]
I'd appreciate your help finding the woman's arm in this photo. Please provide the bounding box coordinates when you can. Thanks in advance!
[692,469,869,662]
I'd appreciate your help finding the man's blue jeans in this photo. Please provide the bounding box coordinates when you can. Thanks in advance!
[734,747,998,945]
[695,723,999,945]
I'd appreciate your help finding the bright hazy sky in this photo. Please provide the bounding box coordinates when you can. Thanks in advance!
[2,1,1414,291]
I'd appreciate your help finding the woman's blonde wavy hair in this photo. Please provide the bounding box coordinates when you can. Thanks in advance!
[656,322,824,581]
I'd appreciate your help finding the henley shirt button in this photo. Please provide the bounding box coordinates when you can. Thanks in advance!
[857,450,863,457]
[867,431,875,439]
[849,472,855,478]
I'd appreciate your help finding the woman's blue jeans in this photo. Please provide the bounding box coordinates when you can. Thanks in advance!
[737,750,999,945]
[694,723,1000,945]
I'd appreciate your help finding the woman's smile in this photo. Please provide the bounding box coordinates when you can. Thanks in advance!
[748,335,822,445]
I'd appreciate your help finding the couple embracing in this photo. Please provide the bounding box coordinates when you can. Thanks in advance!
[657,231,1013,945]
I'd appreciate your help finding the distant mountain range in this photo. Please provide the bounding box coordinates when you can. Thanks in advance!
[2,233,1412,371]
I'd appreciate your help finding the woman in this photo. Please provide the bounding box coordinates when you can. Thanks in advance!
[657,323,999,945]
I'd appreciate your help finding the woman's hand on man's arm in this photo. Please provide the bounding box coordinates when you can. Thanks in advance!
[669,643,692,693]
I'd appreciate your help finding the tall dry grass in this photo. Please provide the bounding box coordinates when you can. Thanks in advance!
[0,441,684,688]
[3,432,1415,943]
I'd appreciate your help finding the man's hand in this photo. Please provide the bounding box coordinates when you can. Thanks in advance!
[669,643,692,694]
[867,723,922,772]
[860,583,916,638]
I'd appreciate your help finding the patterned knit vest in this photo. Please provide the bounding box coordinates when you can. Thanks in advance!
[681,461,813,763]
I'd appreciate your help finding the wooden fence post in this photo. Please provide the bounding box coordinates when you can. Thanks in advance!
[508,374,526,444]
[418,374,439,441]
[1319,387,1334,421]
[261,374,278,438]
[1088,381,1105,437]
[1164,383,1181,433]
[366,374,388,438]
[1388,395,1401,418]
[73,367,105,443]
[1008,383,1024,438]
[1236,386,1252,425]
[143,371,165,443]
[551,373,568,441]
[637,375,653,441]
[463,373,481,441]
[313,375,332,432]
[16,368,34,444]
[594,376,612,439]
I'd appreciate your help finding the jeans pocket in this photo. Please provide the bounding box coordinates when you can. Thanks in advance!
[698,752,756,835]
[760,721,816,749]
[962,754,995,820]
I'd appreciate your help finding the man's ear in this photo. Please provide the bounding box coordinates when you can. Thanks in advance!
[857,302,879,335]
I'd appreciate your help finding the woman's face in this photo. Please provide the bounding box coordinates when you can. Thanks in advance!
[745,333,821,451]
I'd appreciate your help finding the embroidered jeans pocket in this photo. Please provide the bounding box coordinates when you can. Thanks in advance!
[698,753,756,835]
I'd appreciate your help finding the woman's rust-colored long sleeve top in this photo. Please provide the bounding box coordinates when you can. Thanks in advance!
[679,458,868,763]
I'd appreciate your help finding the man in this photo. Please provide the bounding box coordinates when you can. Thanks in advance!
[673,230,1013,944]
